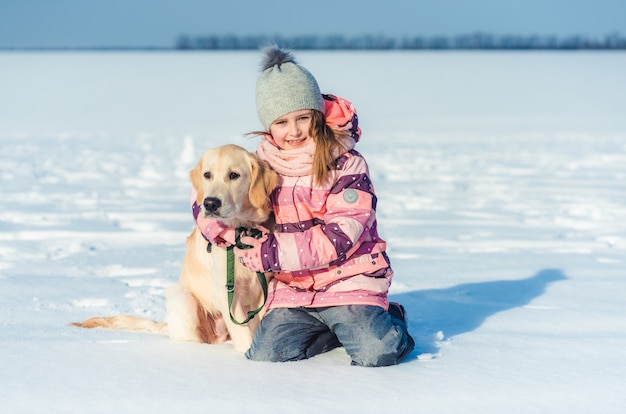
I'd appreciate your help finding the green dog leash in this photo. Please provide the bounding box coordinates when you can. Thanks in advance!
[225,228,268,325]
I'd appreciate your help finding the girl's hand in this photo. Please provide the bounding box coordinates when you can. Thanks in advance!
[234,228,270,272]
[235,242,264,272]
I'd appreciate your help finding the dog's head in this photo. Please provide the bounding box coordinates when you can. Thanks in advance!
[190,144,278,227]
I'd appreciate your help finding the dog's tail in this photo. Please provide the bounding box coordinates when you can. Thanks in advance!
[71,315,168,335]
[72,287,231,344]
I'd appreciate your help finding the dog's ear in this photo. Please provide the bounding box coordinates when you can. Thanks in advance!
[189,158,204,206]
[248,154,278,209]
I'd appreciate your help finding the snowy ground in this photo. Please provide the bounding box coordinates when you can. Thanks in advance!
[1,51,625,413]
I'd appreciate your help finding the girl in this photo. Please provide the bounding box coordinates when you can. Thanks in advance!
[197,46,414,366]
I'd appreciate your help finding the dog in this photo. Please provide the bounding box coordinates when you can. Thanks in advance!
[73,144,277,352]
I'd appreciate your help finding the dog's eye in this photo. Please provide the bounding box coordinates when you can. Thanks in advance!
[229,172,240,180]
[203,171,212,180]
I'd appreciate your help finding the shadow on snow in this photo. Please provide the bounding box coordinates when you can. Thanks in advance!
[390,268,568,359]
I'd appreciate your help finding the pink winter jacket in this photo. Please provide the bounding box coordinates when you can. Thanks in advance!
[258,95,393,311]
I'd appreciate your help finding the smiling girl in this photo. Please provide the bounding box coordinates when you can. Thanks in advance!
[199,46,414,366]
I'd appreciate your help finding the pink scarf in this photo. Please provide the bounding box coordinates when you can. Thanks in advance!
[256,138,315,177]
[256,137,355,177]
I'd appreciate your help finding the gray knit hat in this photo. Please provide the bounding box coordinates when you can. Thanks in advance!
[255,46,325,131]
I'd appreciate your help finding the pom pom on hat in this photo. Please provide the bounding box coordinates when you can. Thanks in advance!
[255,45,324,131]
[259,46,296,71]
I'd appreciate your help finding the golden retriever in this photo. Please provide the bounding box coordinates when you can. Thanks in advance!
[73,144,277,352]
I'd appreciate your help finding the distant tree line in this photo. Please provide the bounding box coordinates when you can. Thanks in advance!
[176,32,626,50]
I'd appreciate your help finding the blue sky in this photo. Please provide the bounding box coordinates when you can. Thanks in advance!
[1,0,625,48]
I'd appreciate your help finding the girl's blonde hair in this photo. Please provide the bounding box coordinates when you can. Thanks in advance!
[309,110,352,186]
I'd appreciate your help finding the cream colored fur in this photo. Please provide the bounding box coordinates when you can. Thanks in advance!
[73,144,277,353]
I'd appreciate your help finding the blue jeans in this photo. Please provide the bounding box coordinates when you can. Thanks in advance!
[245,305,415,367]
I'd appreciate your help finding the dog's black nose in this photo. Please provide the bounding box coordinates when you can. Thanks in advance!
[203,197,222,213]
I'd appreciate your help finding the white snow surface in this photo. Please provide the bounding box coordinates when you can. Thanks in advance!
[1,51,625,413]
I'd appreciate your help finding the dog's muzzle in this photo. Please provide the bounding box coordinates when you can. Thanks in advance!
[203,197,222,215]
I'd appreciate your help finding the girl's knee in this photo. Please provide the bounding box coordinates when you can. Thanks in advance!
[332,307,415,367]
[349,331,413,367]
